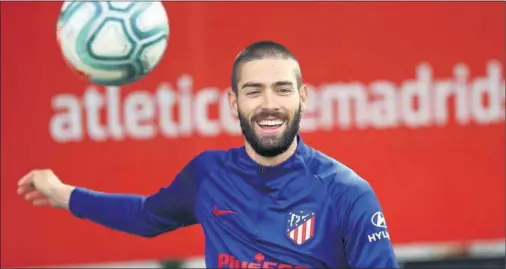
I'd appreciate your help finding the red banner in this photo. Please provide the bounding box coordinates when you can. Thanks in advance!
[1,2,504,267]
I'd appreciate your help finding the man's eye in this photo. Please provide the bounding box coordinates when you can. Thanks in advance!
[246,90,260,96]
[278,88,292,93]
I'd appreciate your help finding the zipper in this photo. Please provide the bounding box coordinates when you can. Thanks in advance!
[255,166,265,236]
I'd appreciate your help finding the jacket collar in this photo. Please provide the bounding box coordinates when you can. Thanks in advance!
[237,134,311,172]
[231,135,314,194]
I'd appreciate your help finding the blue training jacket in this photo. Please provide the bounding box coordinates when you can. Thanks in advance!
[69,135,399,268]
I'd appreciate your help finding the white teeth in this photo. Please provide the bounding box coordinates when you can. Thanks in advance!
[258,119,283,126]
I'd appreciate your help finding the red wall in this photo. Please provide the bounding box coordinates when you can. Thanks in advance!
[1,2,504,267]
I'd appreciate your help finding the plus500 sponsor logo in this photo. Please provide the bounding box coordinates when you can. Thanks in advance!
[218,253,308,269]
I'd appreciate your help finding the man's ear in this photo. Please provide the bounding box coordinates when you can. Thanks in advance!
[299,84,308,112]
[228,89,239,117]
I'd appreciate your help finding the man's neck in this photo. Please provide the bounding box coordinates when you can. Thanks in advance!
[245,139,298,167]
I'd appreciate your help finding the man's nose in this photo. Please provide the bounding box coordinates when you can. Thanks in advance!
[260,89,280,110]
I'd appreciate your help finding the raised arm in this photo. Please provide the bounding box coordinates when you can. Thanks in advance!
[17,157,202,238]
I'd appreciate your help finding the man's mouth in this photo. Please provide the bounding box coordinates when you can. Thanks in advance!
[255,117,285,131]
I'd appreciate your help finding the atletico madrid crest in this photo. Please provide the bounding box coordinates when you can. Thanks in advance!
[286,210,316,245]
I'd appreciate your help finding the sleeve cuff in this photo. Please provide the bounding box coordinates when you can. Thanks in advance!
[69,187,90,219]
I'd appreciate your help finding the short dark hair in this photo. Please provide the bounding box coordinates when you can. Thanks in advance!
[231,40,302,93]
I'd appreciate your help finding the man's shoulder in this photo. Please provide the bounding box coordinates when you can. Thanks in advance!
[190,147,242,170]
[307,147,373,201]
[191,149,228,166]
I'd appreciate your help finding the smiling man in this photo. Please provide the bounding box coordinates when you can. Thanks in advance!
[232,45,304,163]
[18,41,399,268]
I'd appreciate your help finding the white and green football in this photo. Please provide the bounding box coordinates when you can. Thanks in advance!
[56,2,169,86]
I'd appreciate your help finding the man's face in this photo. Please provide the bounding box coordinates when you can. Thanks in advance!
[229,58,307,157]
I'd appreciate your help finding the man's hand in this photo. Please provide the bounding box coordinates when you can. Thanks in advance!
[17,169,75,209]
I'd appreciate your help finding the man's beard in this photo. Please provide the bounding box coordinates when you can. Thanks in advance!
[238,105,301,157]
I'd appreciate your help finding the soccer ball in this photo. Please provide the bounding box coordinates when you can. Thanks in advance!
[56,2,169,86]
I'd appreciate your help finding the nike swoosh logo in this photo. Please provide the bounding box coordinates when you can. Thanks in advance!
[213,205,236,216]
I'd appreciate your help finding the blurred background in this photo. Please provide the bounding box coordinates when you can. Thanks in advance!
[1,2,504,268]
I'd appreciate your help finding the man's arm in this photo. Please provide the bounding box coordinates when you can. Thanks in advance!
[18,156,203,238]
[68,157,201,237]
[342,188,399,268]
